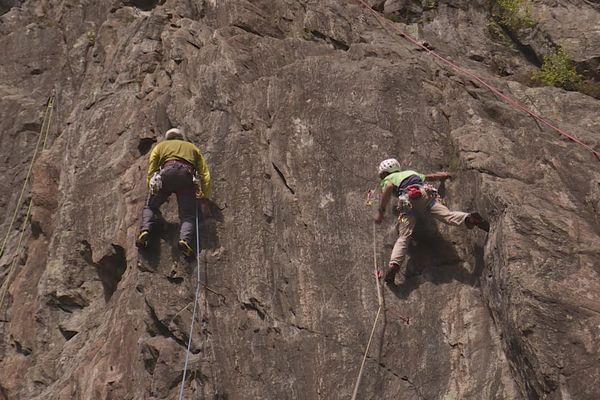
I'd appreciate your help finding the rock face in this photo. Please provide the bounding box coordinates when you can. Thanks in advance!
[0,1,599,399]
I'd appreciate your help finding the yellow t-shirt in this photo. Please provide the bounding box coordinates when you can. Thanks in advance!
[147,139,211,199]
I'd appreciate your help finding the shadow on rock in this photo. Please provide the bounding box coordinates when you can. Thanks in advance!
[137,216,179,271]
[198,199,222,252]
[387,216,486,300]
[137,201,222,270]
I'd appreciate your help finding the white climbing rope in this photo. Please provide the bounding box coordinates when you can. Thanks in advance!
[177,202,203,400]
[351,216,385,400]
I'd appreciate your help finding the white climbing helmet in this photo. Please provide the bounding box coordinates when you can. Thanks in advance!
[165,128,186,141]
[378,158,401,175]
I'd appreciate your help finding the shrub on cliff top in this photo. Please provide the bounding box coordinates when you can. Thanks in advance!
[495,0,536,30]
[532,47,582,91]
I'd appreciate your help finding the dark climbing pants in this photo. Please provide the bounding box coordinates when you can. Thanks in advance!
[141,164,196,244]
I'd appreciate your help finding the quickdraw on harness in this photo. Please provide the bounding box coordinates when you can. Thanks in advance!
[149,171,162,195]
[396,183,442,215]
[192,173,203,199]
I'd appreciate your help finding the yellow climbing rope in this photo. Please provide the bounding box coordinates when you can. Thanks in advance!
[0,93,55,316]
[0,94,54,258]
[351,193,385,400]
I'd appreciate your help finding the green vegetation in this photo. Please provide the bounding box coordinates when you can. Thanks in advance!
[494,0,536,30]
[425,0,439,10]
[487,22,515,48]
[532,47,582,90]
[302,28,314,41]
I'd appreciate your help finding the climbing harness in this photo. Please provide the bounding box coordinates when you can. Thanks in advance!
[152,160,203,199]
[177,199,203,400]
[0,93,55,317]
[396,183,441,215]
[353,0,600,162]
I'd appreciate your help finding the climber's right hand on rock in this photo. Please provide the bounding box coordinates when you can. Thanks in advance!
[440,172,452,181]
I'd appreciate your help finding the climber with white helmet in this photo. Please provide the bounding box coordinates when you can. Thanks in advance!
[375,158,488,285]
[136,128,212,257]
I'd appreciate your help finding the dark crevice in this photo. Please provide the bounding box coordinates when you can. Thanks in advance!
[241,297,266,320]
[13,339,32,356]
[95,244,127,302]
[371,1,385,12]
[576,55,600,82]
[145,299,188,349]
[31,219,43,238]
[167,276,184,284]
[232,23,263,37]
[21,122,42,132]
[271,163,295,195]
[138,137,156,156]
[47,289,87,312]
[59,327,78,341]
[499,25,542,67]
[306,29,350,51]
[124,0,163,11]
[80,240,94,264]
[54,297,85,313]
[185,39,202,50]
[141,344,159,374]
[0,0,23,16]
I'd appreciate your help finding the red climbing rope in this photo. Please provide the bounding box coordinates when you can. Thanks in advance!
[353,0,600,161]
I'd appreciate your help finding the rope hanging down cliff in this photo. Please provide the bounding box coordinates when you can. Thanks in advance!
[353,0,600,162]
[0,94,55,317]
[351,192,386,400]
[0,94,55,259]
[177,202,204,400]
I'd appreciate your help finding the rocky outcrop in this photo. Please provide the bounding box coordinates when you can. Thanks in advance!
[0,1,598,399]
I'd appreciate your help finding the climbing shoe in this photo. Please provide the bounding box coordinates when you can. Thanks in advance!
[384,263,401,285]
[178,240,194,257]
[465,212,490,232]
[135,230,150,249]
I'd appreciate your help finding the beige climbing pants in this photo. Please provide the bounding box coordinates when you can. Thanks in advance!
[389,192,469,267]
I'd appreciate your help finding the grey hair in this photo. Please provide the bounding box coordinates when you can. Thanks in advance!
[165,128,186,141]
